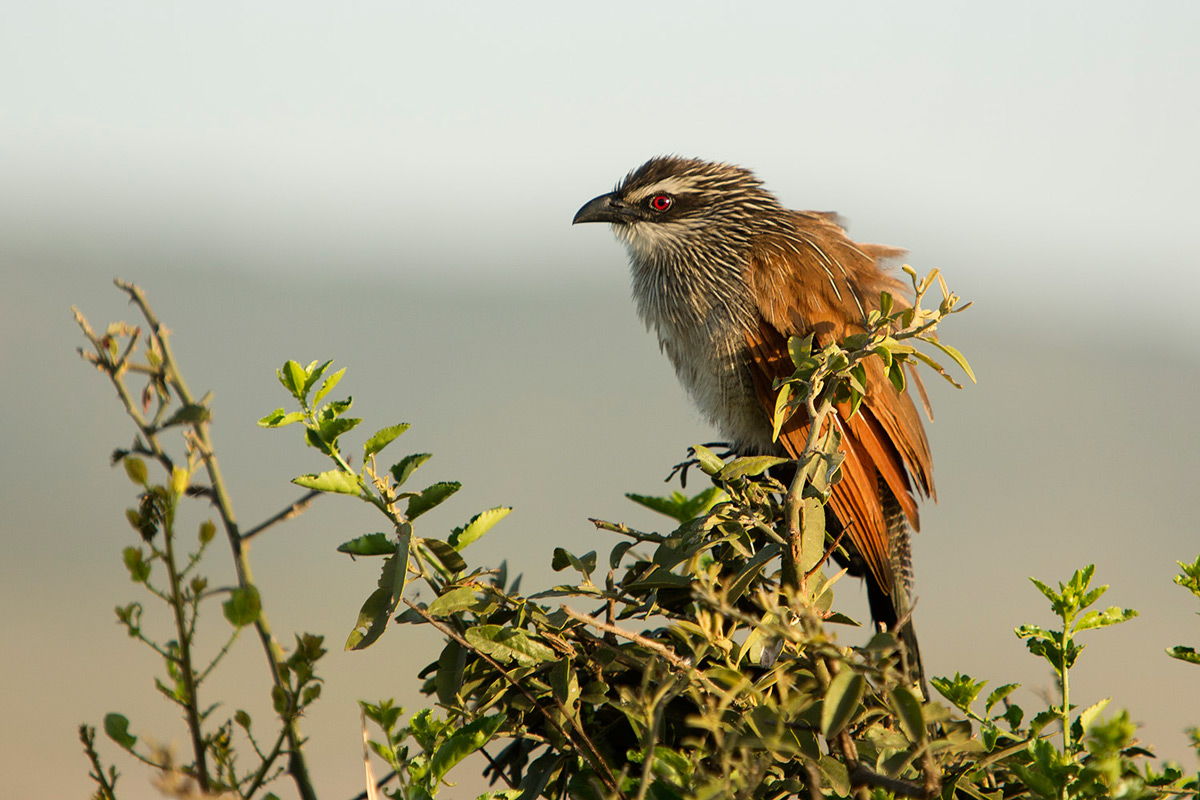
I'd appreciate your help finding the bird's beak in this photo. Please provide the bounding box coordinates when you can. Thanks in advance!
[572,192,635,225]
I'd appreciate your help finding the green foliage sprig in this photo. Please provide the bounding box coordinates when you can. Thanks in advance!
[259,357,512,651]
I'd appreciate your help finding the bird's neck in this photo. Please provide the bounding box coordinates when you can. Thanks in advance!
[624,236,757,337]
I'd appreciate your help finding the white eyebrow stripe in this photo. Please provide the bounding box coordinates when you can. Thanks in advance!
[625,176,700,201]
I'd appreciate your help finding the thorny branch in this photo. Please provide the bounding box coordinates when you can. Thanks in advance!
[74,280,320,799]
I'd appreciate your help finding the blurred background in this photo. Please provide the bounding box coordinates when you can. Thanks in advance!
[2,3,1198,798]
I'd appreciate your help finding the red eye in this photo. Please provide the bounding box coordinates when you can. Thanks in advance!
[649,194,673,212]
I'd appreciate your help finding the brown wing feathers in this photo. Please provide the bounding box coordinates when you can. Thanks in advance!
[743,214,935,605]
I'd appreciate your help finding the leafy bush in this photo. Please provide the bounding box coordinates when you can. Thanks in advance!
[73,277,1198,799]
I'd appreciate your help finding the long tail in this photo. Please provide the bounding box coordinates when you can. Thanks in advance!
[882,484,926,695]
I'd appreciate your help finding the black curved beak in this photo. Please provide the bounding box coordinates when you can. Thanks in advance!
[572,192,635,225]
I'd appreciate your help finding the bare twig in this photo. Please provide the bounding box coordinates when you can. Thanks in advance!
[241,490,321,542]
[77,283,319,799]
[79,725,119,800]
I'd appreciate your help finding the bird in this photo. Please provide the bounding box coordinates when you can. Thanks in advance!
[572,156,935,685]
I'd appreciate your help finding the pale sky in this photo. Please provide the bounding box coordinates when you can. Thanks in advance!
[3,4,1199,799]
[3,2,1198,308]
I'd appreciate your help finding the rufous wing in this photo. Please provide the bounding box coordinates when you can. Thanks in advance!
[743,217,935,601]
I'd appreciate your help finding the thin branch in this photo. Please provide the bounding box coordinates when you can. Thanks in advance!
[803,759,823,800]
[563,607,694,674]
[159,502,210,787]
[79,725,119,800]
[114,281,318,800]
[562,607,729,697]
[195,627,242,687]
[241,490,321,542]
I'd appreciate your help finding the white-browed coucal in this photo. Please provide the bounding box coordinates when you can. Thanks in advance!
[573,156,935,684]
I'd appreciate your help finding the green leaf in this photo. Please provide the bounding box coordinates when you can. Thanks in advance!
[889,685,926,742]
[1074,606,1138,631]
[407,481,461,520]
[420,537,468,574]
[162,403,211,427]
[436,640,466,706]
[878,290,894,318]
[871,344,893,371]
[300,359,333,395]
[1079,585,1107,611]
[363,424,410,459]
[1009,762,1059,799]
[304,427,332,455]
[820,669,865,739]
[1077,697,1111,734]
[1014,623,1054,642]
[323,396,353,418]
[312,366,345,406]
[847,362,867,395]
[389,452,432,488]
[278,360,307,400]
[222,585,262,627]
[427,586,481,617]
[431,715,507,782]
[800,496,826,575]
[887,359,906,393]
[626,567,692,589]
[123,456,148,486]
[1029,577,1060,605]
[1029,709,1059,736]
[787,333,815,367]
[609,540,635,569]
[337,532,395,557]
[931,672,987,711]
[317,415,361,443]
[293,469,362,496]
[550,657,580,707]
[257,408,305,428]
[1174,556,1200,596]
[703,667,748,690]
[551,548,597,579]
[627,491,689,521]
[924,337,976,383]
[345,525,411,650]
[844,385,864,420]
[1002,702,1025,732]
[691,445,725,475]
[1167,645,1200,664]
[122,546,151,583]
[464,625,557,666]
[772,383,794,441]
[104,713,137,751]
[985,683,1020,714]
[345,591,389,651]
[727,543,780,603]
[819,754,850,797]
[449,506,512,550]
[716,455,788,481]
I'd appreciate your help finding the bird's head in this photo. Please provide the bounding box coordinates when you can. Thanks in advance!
[573,156,787,264]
